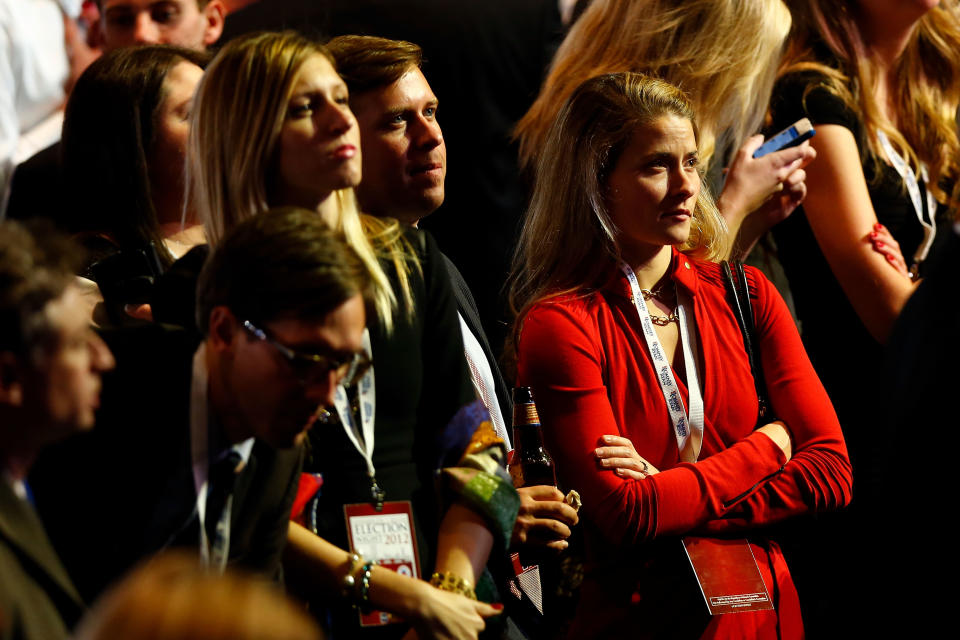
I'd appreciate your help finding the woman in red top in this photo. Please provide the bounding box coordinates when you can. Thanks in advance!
[509,73,851,639]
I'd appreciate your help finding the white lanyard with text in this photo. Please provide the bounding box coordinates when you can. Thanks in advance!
[189,344,250,573]
[332,329,384,508]
[876,130,937,278]
[620,262,704,462]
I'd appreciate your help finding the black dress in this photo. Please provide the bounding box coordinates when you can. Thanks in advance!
[301,229,479,639]
[767,51,954,634]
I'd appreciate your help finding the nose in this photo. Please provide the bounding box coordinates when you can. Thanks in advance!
[325,103,355,137]
[89,332,115,373]
[304,368,339,410]
[132,12,161,44]
[671,165,699,202]
[412,116,443,151]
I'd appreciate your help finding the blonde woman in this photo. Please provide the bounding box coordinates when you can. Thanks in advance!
[516,0,816,254]
[510,73,851,639]
[188,32,517,640]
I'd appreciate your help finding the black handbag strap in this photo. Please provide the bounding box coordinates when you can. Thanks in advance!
[721,261,770,424]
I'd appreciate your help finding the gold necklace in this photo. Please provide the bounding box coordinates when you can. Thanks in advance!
[631,282,678,326]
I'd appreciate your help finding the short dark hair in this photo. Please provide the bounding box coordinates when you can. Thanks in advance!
[62,45,210,266]
[195,208,372,335]
[0,221,84,358]
[326,35,423,94]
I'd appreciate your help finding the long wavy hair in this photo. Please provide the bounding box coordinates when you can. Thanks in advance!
[187,31,415,331]
[509,73,728,350]
[780,0,960,208]
[515,0,791,172]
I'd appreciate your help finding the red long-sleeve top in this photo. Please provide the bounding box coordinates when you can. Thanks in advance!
[517,250,852,639]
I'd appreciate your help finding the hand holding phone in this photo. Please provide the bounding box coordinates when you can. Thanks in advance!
[753,118,816,158]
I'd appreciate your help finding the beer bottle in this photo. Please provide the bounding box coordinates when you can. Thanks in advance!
[509,387,557,488]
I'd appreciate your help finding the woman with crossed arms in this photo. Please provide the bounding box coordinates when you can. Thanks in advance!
[510,72,851,639]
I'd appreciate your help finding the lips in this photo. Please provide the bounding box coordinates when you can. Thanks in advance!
[660,209,691,220]
[408,161,443,177]
[331,144,357,160]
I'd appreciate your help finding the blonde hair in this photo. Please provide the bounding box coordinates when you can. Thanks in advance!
[188,31,416,331]
[509,73,727,348]
[516,0,791,171]
[780,0,960,208]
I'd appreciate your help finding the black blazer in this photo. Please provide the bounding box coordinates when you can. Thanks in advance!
[0,481,84,640]
[30,324,302,603]
[442,253,513,427]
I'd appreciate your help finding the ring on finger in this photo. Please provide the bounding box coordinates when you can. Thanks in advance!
[640,460,649,473]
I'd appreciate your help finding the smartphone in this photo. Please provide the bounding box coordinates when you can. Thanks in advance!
[753,118,816,158]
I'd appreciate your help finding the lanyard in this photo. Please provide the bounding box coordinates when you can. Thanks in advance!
[332,329,384,508]
[189,344,252,572]
[875,130,937,277]
[620,262,704,462]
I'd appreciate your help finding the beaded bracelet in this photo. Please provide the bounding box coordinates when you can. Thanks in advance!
[356,562,374,613]
[429,571,477,600]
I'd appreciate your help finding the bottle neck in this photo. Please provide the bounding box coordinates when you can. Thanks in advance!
[512,423,546,451]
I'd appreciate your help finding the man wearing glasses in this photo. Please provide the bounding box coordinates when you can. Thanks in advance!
[29,208,372,604]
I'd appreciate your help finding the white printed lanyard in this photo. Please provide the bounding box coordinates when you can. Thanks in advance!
[876,130,937,276]
[332,329,384,508]
[189,344,252,573]
[620,262,704,462]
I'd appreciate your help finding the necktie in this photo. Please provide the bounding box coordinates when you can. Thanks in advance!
[205,450,243,545]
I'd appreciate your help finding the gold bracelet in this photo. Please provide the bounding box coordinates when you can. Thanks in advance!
[429,571,477,600]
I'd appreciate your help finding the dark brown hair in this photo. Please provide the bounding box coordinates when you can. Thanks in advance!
[62,45,210,266]
[326,35,423,94]
[196,207,372,335]
[0,221,83,359]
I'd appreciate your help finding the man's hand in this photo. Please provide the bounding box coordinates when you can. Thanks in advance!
[510,485,579,551]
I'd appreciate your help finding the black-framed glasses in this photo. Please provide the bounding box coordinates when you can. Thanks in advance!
[242,320,371,387]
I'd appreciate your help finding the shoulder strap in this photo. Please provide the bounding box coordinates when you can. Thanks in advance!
[721,261,770,425]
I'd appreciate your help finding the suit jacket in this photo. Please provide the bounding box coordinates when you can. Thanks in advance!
[29,324,303,603]
[442,253,512,428]
[0,480,84,640]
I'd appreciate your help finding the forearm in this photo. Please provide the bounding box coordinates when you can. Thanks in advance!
[284,521,431,619]
[433,501,494,587]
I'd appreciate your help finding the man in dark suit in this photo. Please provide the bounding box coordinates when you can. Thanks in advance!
[29,209,372,604]
[328,36,577,635]
[0,221,115,639]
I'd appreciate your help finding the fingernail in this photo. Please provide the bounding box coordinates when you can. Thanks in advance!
[887,255,895,262]
[874,223,882,231]
[876,241,884,248]
[869,231,877,239]
[491,603,504,612]
[594,448,602,456]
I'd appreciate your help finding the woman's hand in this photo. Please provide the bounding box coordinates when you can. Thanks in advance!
[594,434,660,479]
[718,135,817,237]
[756,420,793,462]
[406,580,502,640]
[867,222,910,278]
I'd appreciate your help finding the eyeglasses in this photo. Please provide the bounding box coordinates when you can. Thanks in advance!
[242,320,371,387]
